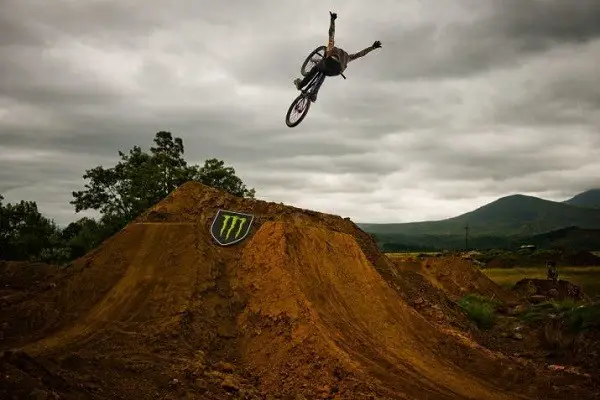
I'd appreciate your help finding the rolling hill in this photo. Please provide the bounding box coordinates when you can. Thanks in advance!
[564,188,600,209]
[360,192,600,239]
[524,227,600,251]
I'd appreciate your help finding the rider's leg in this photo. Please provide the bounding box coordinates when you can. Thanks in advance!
[311,74,327,102]
[310,59,340,102]
[295,58,326,89]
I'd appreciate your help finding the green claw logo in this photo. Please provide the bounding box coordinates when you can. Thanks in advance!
[219,215,247,240]
[210,209,254,246]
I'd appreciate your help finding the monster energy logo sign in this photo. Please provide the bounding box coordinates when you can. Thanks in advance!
[210,209,254,246]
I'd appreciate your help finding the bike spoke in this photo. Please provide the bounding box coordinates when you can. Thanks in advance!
[289,98,307,123]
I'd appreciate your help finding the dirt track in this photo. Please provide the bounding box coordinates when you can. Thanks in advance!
[0,182,598,399]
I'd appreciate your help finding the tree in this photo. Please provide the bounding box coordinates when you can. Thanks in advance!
[71,131,255,229]
[61,217,104,260]
[0,197,61,261]
[195,158,256,198]
[0,195,7,256]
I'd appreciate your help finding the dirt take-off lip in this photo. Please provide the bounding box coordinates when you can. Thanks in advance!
[0,182,596,399]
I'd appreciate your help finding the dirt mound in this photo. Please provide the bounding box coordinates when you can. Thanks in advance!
[0,261,59,289]
[1,182,598,399]
[513,279,585,302]
[391,256,516,303]
[0,261,62,325]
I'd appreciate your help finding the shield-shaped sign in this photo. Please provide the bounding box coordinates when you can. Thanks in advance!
[210,209,254,246]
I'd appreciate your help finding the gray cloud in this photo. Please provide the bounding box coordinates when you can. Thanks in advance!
[493,0,600,45]
[1,0,599,225]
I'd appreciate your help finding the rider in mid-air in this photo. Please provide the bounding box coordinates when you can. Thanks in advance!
[293,11,382,101]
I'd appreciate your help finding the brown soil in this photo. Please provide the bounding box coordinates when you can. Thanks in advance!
[0,182,598,399]
[391,256,516,303]
[0,261,61,299]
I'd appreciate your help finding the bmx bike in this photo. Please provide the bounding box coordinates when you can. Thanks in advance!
[285,45,346,128]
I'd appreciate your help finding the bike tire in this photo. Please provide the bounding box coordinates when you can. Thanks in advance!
[285,94,311,128]
[301,45,326,76]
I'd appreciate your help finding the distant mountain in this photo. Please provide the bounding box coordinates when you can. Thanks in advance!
[564,189,600,209]
[360,193,600,238]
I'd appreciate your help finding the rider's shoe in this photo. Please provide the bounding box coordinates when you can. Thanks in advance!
[293,78,302,90]
[310,93,317,102]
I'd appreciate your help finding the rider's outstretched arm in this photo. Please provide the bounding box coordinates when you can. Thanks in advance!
[348,45,376,62]
[327,14,336,56]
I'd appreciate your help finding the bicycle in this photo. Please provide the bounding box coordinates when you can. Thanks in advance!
[285,45,346,128]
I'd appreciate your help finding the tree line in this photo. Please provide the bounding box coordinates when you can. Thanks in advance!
[0,131,255,264]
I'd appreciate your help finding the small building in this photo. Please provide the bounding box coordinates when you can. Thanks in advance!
[519,244,536,250]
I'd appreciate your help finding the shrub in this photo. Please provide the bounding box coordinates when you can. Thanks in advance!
[567,303,600,332]
[458,294,501,329]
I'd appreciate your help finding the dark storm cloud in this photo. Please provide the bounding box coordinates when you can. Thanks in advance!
[493,0,600,45]
[364,0,600,81]
[1,0,599,224]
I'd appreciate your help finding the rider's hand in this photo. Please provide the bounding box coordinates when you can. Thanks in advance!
[330,11,337,20]
[373,40,382,49]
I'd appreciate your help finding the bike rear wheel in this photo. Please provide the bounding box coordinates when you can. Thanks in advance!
[285,94,311,127]
[301,45,326,76]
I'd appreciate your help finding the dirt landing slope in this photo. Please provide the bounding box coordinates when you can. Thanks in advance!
[391,256,516,303]
[232,221,526,399]
[0,182,596,399]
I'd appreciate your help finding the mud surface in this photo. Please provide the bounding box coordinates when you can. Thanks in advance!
[1,182,599,399]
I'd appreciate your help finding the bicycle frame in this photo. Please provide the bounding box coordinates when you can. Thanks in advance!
[301,71,326,98]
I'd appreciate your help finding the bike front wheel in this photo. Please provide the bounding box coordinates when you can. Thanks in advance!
[285,94,311,128]
[301,45,326,76]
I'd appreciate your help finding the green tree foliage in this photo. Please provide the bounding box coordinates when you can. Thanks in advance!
[0,195,6,254]
[60,217,104,260]
[71,131,254,228]
[66,131,256,255]
[195,158,256,199]
[1,131,255,265]
[0,195,63,262]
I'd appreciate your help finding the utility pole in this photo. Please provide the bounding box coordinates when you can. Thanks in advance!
[464,223,469,251]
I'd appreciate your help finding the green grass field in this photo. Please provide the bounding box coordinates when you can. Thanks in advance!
[384,252,600,298]
[384,252,440,258]
[482,266,600,298]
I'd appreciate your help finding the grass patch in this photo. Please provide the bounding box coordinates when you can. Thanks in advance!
[482,266,600,297]
[458,293,501,329]
[567,303,600,332]
[521,300,600,332]
[521,299,578,323]
[385,252,440,258]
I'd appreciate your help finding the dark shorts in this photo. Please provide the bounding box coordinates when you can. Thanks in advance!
[318,56,342,76]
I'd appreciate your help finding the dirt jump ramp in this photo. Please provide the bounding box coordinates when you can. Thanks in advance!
[1,182,592,399]
[391,256,516,303]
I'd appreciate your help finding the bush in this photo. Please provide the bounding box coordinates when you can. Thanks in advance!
[567,303,600,332]
[521,300,600,333]
[458,294,501,329]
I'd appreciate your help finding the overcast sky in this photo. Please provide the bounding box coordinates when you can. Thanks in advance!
[1,0,599,225]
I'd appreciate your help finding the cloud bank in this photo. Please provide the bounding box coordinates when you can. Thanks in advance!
[1,0,599,224]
